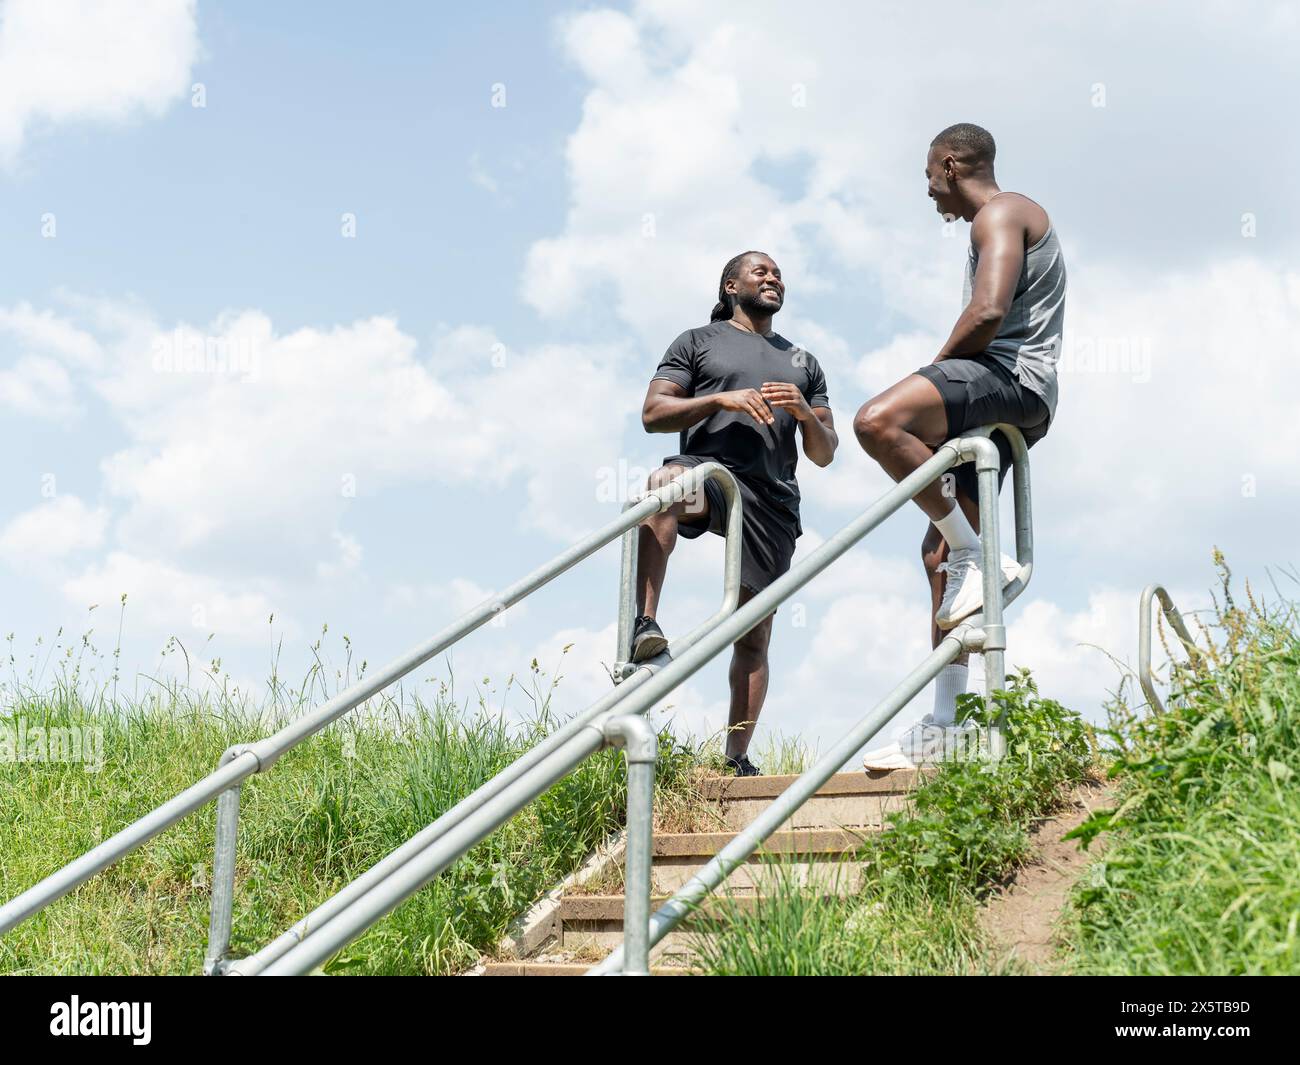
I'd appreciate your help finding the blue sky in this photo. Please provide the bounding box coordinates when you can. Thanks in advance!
[2,0,1297,756]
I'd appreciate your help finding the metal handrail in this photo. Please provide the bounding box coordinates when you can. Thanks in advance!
[588,424,1032,974]
[226,466,741,976]
[3,421,1033,978]
[252,425,1031,976]
[0,461,745,976]
[1138,584,1203,714]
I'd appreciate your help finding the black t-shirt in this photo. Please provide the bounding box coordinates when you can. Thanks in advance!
[652,320,830,535]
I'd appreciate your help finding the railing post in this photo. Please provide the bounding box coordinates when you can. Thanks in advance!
[203,746,246,975]
[614,502,639,684]
[601,715,657,976]
[969,436,1007,759]
[1139,584,1202,715]
[586,625,974,976]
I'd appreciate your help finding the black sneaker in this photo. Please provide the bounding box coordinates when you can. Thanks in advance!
[725,754,762,777]
[630,614,669,662]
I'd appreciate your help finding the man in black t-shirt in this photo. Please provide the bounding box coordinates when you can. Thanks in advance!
[635,251,838,776]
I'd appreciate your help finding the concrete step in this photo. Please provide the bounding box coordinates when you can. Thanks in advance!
[558,894,767,921]
[555,893,780,961]
[480,768,918,972]
[649,827,873,894]
[503,891,838,972]
[482,961,692,976]
[691,770,922,832]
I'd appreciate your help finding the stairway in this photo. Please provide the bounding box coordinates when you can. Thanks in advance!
[480,768,923,975]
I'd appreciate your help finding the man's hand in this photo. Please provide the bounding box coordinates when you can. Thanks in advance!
[760,382,813,422]
[716,388,775,426]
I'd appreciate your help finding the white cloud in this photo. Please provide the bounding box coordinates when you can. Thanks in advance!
[523,3,1300,741]
[4,1,1293,754]
[1033,259,1300,551]
[384,576,531,627]
[776,544,935,745]
[524,616,725,741]
[0,299,642,668]
[467,152,499,196]
[0,0,200,162]
[39,307,640,570]
[62,550,280,641]
[771,574,1192,751]
[0,354,78,418]
[525,10,813,343]
[529,0,1300,361]
[316,531,363,581]
[1004,583,1215,719]
[0,495,107,561]
[0,301,103,367]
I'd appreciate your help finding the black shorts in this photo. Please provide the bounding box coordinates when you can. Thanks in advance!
[913,355,1051,503]
[660,454,797,595]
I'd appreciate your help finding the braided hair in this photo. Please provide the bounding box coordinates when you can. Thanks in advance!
[710,250,767,322]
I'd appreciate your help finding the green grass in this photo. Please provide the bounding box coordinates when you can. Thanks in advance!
[683,727,816,778]
[691,671,1096,975]
[1057,557,1300,975]
[0,644,698,975]
[688,867,996,976]
[24,556,1296,978]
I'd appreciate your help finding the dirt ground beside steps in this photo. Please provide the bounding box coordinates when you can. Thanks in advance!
[979,777,1117,974]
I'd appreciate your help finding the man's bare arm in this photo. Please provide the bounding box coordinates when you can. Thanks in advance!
[935,198,1026,361]
[800,407,838,467]
[759,381,837,466]
[642,379,774,432]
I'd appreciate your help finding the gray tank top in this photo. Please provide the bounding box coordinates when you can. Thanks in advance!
[963,218,1066,420]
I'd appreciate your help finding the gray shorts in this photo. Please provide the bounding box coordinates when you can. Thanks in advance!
[913,355,1051,502]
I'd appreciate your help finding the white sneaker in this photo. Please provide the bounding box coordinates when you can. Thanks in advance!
[935,548,1024,630]
[862,715,982,771]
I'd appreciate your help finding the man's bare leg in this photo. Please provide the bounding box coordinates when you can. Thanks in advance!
[852,374,954,521]
[635,464,710,618]
[857,373,1003,631]
[633,471,774,760]
[725,586,775,760]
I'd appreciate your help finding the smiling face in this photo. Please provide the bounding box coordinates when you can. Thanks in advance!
[726,253,785,316]
[925,145,962,223]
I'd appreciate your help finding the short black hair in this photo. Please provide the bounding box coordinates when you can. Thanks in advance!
[930,123,996,167]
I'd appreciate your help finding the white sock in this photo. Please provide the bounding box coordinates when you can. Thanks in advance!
[933,663,968,726]
[933,503,979,553]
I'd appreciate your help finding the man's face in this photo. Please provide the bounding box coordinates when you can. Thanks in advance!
[728,254,784,315]
[925,146,960,223]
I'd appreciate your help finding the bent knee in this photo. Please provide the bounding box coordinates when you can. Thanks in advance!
[852,402,901,449]
[734,618,774,656]
[647,464,687,490]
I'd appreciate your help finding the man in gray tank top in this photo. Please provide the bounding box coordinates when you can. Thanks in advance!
[855,123,1066,770]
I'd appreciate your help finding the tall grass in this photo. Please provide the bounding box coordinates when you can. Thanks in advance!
[679,725,817,777]
[1059,556,1300,975]
[0,629,694,975]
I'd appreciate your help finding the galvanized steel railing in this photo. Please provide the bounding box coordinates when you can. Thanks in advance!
[1138,584,1203,715]
[587,424,1033,974]
[0,461,745,978]
[2,423,1035,977]
[250,424,1030,976]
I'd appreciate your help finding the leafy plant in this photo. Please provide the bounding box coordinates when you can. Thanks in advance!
[1059,556,1300,975]
[693,669,1094,975]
